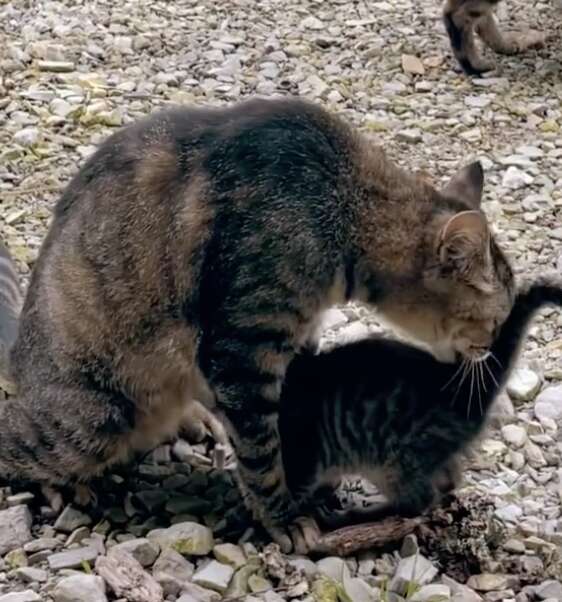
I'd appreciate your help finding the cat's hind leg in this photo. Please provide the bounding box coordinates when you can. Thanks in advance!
[475,13,545,55]
[442,0,497,75]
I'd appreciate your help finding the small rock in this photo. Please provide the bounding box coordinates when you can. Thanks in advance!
[6,492,34,507]
[396,128,422,143]
[111,538,159,567]
[502,166,534,189]
[501,425,527,448]
[37,60,75,72]
[54,506,92,533]
[400,534,419,557]
[390,554,438,594]
[147,522,214,556]
[524,441,547,467]
[152,548,194,596]
[53,575,107,602]
[48,545,99,570]
[192,560,234,593]
[0,505,33,555]
[248,574,273,593]
[466,574,508,592]
[213,543,246,568]
[316,556,350,582]
[302,16,324,30]
[49,98,73,118]
[177,583,220,602]
[15,566,48,582]
[507,369,541,402]
[344,577,378,602]
[13,127,40,147]
[401,54,425,75]
[535,580,562,600]
[0,593,41,602]
[495,504,523,523]
[535,385,562,421]
[503,539,526,554]
[410,584,451,601]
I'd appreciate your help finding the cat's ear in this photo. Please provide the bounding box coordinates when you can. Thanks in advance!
[437,210,493,290]
[441,161,484,209]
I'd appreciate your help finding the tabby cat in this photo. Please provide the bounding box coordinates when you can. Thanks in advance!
[1,97,514,552]
[443,0,545,75]
[279,275,561,553]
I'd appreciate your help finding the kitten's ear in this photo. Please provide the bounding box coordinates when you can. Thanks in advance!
[437,211,492,286]
[441,161,484,209]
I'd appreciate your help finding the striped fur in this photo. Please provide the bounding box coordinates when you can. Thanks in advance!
[0,242,23,391]
[2,97,513,552]
[280,276,562,528]
[443,0,545,75]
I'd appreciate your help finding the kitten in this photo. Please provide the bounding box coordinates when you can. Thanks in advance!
[443,0,545,75]
[1,97,513,552]
[279,276,561,552]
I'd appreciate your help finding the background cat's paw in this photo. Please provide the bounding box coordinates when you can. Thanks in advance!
[288,516,322,555]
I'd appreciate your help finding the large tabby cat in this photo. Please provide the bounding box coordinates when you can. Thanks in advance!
[1,97,514,552]
[279,275,561,553]
[443,0,545,75]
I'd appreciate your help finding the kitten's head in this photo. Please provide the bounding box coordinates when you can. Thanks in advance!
[377,162,515,362]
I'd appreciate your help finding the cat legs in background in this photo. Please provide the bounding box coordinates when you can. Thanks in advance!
[443,0,545,75]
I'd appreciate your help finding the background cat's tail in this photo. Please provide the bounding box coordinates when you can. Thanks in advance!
[0,241,23,393]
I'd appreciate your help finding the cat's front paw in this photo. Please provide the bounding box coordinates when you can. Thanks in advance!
[264,516,322,554]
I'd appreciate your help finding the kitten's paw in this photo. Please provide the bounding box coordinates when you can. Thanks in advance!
[74,484,98,508]
[41,485,64,514]
[180,400,229,447]
[288,516,323,555]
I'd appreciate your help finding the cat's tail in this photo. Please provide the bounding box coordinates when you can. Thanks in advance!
[0,241,23,394]
[489,273,562,385]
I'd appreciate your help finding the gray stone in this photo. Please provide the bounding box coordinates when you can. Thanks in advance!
[390,554,438,594]
[213,543,246,568]
[147,521,214,556]
[152,548,194,596]
[54,506,92,533]
[400,534,419,557]
[13,127,40,147]
[179,581,221,601]
[396,128,422,143]
[14,566,48,582]
[535,385,562,421]
[466,574,508,592]
[0,505,33,555]
[535,580,562,600]
[317,556,350,582]
[410,584,451,601]
[507,368,541,402]
[192,560,234,593]
[0,593,41,602]
[53,575,107,602]
[111,538,159,567]
[502,166,533,189]
[320,308,348,331]
[48,545,99,570]
[501,425,527,448]
[495,504,523,523]
[344,577,379,602]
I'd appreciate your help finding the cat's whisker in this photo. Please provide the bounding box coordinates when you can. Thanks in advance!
[441,359,467,392]
[466,360,475,420]
[450,359,470,406]
[482,358,500,389]
[489,351,503,370]
[479,360,488,393]
[476,362,484,417]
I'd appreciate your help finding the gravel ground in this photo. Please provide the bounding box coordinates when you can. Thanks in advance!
[1,0,562,600]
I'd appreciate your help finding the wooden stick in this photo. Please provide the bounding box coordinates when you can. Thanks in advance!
[312,516,423,557]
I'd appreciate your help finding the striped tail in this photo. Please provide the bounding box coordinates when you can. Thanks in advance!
[0,241,23,394]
